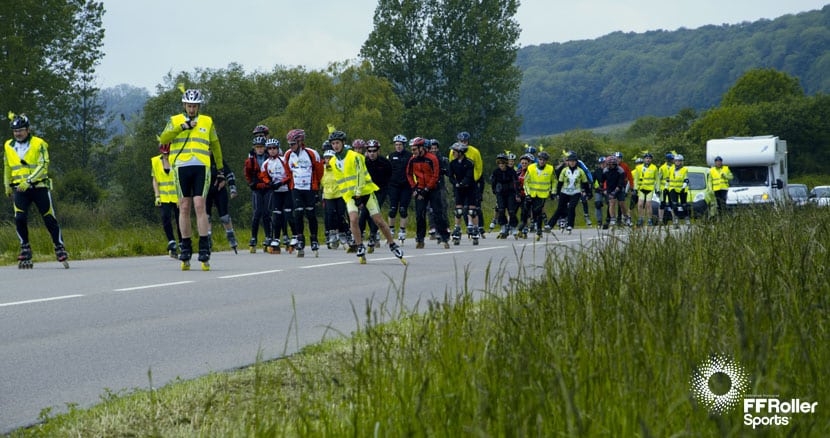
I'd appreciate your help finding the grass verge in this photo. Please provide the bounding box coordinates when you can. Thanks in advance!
[8,207,829,436]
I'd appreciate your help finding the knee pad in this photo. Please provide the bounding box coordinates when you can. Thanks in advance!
[454,208,464,219]
[220,214,231,225]
[398,206,408,218]
[468,209,477,218]
[305,206,315,217]
[388,208,398,219]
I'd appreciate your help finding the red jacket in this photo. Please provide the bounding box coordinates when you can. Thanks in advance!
[406,151,440,191]
[244,151,269,190]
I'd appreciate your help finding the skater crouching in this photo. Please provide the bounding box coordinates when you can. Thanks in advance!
[327,131,405,264]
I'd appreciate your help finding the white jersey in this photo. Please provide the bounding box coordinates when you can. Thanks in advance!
[559,167,584,196]
[262,156,290,192]
[286,147,319,191]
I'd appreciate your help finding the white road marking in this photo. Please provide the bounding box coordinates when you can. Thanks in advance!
[300,261,353,269]
[114,281,195,292]
[0,294,84,308]
[218,270,283,279]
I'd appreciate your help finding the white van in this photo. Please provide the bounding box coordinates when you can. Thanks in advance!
[705,136,788,207]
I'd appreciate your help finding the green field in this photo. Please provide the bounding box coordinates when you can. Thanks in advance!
[8,207,829,437]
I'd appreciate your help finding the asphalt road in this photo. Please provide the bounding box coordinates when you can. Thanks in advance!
[0,229,600,431]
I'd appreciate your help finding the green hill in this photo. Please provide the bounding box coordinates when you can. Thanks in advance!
[517,5,830,135]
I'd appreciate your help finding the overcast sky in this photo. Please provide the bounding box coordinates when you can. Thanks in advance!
[97,0,828,92]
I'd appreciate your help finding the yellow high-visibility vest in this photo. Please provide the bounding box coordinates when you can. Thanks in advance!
[151,155,178,203]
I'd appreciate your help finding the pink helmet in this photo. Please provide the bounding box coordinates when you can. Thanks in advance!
[352,138,367,149]
[286,129,305,143]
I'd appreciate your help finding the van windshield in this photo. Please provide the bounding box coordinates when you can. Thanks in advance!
[688,172,706,190]
[730,166,768,187]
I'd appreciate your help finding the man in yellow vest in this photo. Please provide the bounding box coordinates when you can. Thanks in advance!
[159,89,224,270]
[151,143,181,258]
[523,151,556,241]
[632,152,659,227]
[327,130,405,265]
[668,154,690,228]
[3,114,69,269]
[709,156,733,214]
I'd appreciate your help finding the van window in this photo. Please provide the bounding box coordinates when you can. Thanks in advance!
[688,172,706,190]
[730,166,768,187]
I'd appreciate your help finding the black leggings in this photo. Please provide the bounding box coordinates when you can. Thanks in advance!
[14,187,63,246]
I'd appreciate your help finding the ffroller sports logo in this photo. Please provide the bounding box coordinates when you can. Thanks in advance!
[690,354,750,415]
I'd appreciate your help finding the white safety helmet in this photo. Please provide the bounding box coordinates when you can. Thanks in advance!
[182,89,204,104]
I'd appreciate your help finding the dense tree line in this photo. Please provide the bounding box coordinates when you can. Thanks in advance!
[361,0,522,157]
[517,5,830,135]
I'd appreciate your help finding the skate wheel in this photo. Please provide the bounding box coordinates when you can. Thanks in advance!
[201,262,210,271]
[249,247,256,254]
[368,246,374,254]
[181,261,191,271]
[314,250,319,258]
[359,256,367,264]
[473,240,479,246]
[399,258,407,265]
[297,251,304,258]
[61,261,69,269]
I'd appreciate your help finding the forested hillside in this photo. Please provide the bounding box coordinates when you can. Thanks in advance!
[517,5,830,135]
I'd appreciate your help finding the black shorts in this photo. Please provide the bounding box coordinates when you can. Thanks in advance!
[175,165,210,198]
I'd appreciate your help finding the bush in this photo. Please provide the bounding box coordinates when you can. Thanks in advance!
[54,169,104,207]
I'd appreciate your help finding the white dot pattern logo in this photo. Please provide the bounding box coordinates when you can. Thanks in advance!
[690,354,750,415]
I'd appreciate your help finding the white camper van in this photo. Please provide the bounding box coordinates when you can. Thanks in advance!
[705,136,787,207]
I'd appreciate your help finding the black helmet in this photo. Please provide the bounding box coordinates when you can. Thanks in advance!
[456,131,471,142]
[496,152,509,162]
[566,153,578,161]
[10,114,29,130]
[537,151,551,160]
[252,136,267,146]
[328,130,347,142]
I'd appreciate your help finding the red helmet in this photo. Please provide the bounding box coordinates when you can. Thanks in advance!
[159,143,171,154]
[352,138,367,149]
[286,129,305,143]
[409,137,427,148]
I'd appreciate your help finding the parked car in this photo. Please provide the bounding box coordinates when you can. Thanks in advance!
[650,165,716,219]
[809,185,830,206]
[786,183,809,206]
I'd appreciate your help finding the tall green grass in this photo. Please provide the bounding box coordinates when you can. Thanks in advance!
[12,208,829,436]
